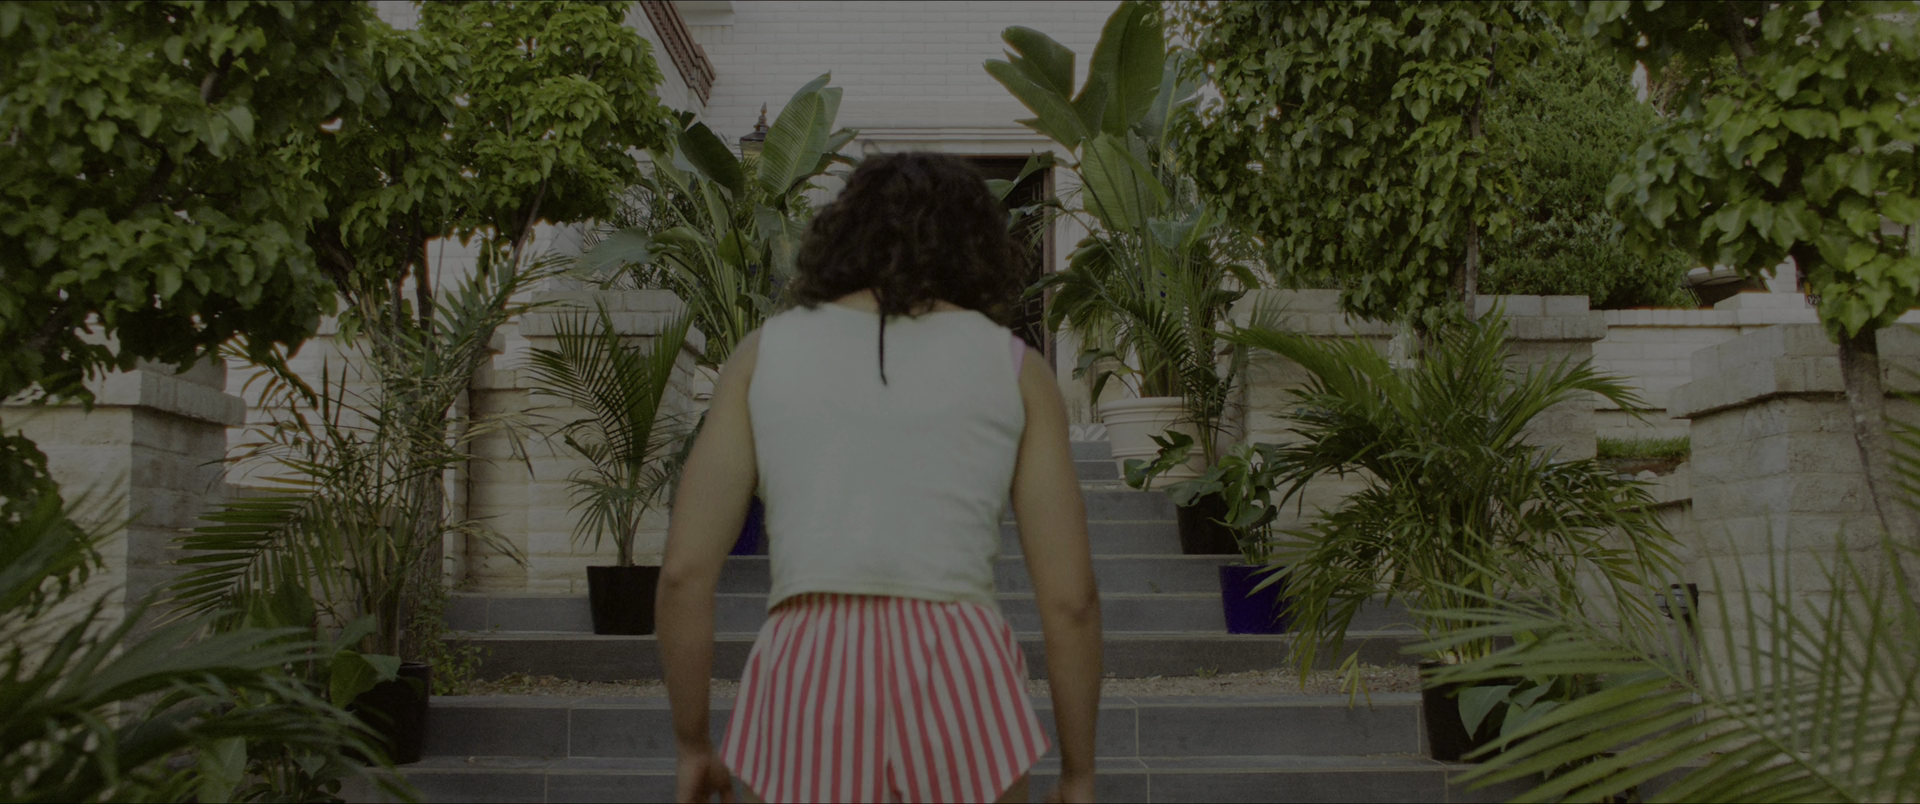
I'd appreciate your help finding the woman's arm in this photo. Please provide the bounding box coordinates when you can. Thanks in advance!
[658,330,761,800]
[1009,346,1102,803]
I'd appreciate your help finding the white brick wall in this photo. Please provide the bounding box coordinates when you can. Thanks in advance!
[689,1,1117,140]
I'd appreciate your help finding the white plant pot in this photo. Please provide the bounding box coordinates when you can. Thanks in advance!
[1098,397,1204,489]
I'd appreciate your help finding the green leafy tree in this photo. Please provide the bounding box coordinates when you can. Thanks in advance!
[292,1,676,661]
[0,0,379,514]
[1481,36,1697,308]
[309,0,673,318]
[1566,0,1920,543]
[1174,1,1550,328]
[0,0,372,404]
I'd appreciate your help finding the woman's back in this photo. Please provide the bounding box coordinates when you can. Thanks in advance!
[750,304,1024,609]
[656,152,1099,804]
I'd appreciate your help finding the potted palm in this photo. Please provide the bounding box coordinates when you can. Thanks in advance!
[1227,313,1676,759]
[173,257,542,764]
[579,76,856,555]
[525,304,693,635]
[1128,435,1294,631]
[986,4,1262,486]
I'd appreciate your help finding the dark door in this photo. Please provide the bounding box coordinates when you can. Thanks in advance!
[967,156,1054,369]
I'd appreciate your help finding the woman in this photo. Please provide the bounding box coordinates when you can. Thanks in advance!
[656,151,1102,804]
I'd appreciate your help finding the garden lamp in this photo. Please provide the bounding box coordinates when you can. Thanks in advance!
[740,104,768,157]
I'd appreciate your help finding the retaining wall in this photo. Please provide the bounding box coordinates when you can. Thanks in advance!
[1668,324,1920,677]
[3,359,245,631]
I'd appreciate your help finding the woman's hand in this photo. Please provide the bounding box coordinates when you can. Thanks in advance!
[675,744,735,803]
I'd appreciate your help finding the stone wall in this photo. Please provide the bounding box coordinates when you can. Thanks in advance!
[1668,324,1920,675]
[4,359,246,630]
[1591,292,1920,441]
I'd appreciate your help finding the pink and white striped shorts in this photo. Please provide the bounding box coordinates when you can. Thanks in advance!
[721,593,1051,803]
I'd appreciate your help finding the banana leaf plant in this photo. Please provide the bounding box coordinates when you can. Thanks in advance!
[524,306,693,567]
[985,2,1261,465]
[578,75,857,366]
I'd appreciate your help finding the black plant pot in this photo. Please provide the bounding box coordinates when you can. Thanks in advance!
[587,565,662,635]
[1175,492,1239,555]
[1218,564,1292,634]
[730,496,767,556]
[1419,660,1498,763]
[352,662,431,765]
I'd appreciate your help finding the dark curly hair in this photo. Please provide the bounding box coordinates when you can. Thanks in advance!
[788,151,1026,384]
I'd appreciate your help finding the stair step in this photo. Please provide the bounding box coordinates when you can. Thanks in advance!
[449,631,1423,682]
[419,693,1424,761]
[1072,440,1113,462]
[457,593,1226,634]
[374,753,1527,803]
[1002,521,1184,555]
[450,592,1411,635]
[1025,488,1174,522]
[1075,458,1120,481]
[696,555,1237,596]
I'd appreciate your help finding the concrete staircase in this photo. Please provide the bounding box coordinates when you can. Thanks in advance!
[394,443,1517,803]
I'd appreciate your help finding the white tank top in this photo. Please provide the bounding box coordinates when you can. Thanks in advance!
[748,302,1026,610]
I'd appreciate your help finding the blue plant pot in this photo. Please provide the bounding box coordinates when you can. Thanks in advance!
[730,496,767,556]
[1218,564,1291,634]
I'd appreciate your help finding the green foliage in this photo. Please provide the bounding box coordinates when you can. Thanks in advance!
[0,0,374,404]
[579,77,856,365]
[1429,533,1920,801]
[1479,37,1697,308]
[988,2,1261,463]
[1596,434,1691,462]
[172,257,543,660]
[1568,0,1920,340]
[1,492,404,803]
[1175,1,1551,327]
[309,0,675,315]
[525,307,693,567]
[1227,313,1678,675]
[1124,433,1287,564]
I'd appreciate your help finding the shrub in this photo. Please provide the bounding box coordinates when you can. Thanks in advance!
[1480,36,1697,309]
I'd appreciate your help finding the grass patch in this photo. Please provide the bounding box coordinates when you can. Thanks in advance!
[1597,435,1690,461]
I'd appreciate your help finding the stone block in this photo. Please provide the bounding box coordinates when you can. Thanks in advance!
[1543,295,1590,317]
[1493,295,1544,318]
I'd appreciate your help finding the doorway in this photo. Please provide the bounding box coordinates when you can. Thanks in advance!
[966,156,1055,370]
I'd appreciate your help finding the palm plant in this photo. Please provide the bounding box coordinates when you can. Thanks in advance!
[578,76,856,366]
[1,490,404,803]
[988,3,1263,465]
[1228,313,1678,677]
[170,250,542,660]
[524,306,693,567]
[1422,433,1920,800]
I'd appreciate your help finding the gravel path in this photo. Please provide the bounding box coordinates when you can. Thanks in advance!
[462,665,1420,698]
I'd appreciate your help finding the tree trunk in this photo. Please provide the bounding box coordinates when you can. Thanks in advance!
[1459,98,1484,322]
[1837,329,1919,553]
